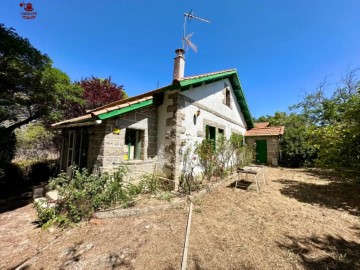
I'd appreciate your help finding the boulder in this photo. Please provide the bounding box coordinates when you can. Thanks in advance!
[34,197,48,208]
[46,190,62,201]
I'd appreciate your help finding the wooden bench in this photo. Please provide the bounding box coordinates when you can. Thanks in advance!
[235,165,267,193]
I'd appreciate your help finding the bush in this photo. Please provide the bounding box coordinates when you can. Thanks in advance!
[0,128,16,181]
[15,123,56,160]
[196,139,217,180]
[0,159,57,189]
[140,173,172,194]
[35,165,131,227]
[34,200,69,228]
[195,135,252,182]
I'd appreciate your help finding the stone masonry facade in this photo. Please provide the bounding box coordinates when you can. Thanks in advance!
[61,104,158,181]
[100,104,158,180]
[245,136,281,166]
[163,90,186,190]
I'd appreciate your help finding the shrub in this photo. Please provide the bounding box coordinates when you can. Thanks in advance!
[34,201,69,228]
[1,159,57,189]
[0,128,16,181]
[15,123,56,160]
[195,135,252,182]
[196,139,216,181]
[35,165,131,227]
[139,173,173,194]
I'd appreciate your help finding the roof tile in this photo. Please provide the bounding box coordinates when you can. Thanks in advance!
[245,126,285,137]
[254,122,269,128]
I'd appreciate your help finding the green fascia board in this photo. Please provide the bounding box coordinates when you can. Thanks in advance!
[98,99,153,120]
[178,70,254,129]
[179,70,237,90]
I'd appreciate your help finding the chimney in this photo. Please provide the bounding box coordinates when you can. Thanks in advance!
[173,48,185,80]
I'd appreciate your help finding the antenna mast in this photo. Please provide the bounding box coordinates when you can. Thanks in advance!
[182,10,210,53]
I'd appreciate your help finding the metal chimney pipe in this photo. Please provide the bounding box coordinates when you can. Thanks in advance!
[173,48,185,80]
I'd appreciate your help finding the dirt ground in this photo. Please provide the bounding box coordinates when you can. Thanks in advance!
[1,167,359,270]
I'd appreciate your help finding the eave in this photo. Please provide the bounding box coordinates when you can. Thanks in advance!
[177,70,254,129]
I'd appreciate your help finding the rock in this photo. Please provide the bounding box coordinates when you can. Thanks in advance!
[48,203,57,208]
[32,186,45,199]
[34,197,48,208]
[46,190,62,201]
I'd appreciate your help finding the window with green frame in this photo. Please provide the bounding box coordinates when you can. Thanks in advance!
[218,128,224,140]
[124,129,143,160]
[206,126,225,149]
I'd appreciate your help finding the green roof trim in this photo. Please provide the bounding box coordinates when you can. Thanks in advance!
[179,70,236,90]
[178,70,254,129]
[98,99,153,120]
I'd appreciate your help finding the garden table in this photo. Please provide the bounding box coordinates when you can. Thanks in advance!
[235,165,267,193]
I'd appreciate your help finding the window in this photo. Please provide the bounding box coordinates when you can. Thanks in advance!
[124,129,143,160]
[218,128,224,139]
[206,126,225,149]
[206,125,216,141]
[225,88,231,107]
[67,130,75,167]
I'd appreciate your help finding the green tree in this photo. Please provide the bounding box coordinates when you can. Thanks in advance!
[0,24,83,178]
[257,112,317,167]
[309,90,360,170]
[264,68,360,169]
[0,24,83,131]
[15,123,55,160]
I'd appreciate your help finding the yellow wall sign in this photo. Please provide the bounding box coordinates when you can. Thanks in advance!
[113,127,121,135]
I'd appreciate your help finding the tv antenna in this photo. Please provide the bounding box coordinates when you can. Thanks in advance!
[182,10,210,53]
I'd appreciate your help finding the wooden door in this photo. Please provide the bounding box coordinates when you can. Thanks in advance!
[256,140,267,164]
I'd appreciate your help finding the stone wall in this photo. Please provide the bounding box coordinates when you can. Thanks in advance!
[100,104,158,180]
[156,90,180,183]
[60,104,158,181]
[87,123,106,172]
[154,79,249,189]
[245,136,281,166]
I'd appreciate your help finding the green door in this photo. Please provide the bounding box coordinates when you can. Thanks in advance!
[256,140,267,164]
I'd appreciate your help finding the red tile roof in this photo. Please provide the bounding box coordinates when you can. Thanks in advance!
[92,96,153,116]
[245,125,285,137]
[254,122,269,128]
[52,96,154,127]
[52,69,251,128]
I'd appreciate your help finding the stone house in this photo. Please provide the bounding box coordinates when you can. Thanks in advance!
[245,122,285,166]
[52,49,256,189]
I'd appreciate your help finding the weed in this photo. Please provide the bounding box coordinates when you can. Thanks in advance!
[157,191,173,202]
[286,248,301,262]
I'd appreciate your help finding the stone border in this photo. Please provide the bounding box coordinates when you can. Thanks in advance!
[94,172,239,219]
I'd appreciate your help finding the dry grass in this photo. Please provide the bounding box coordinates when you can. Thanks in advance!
[1,167,359,269]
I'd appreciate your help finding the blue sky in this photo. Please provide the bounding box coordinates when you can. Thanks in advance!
[2,0,360,118]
